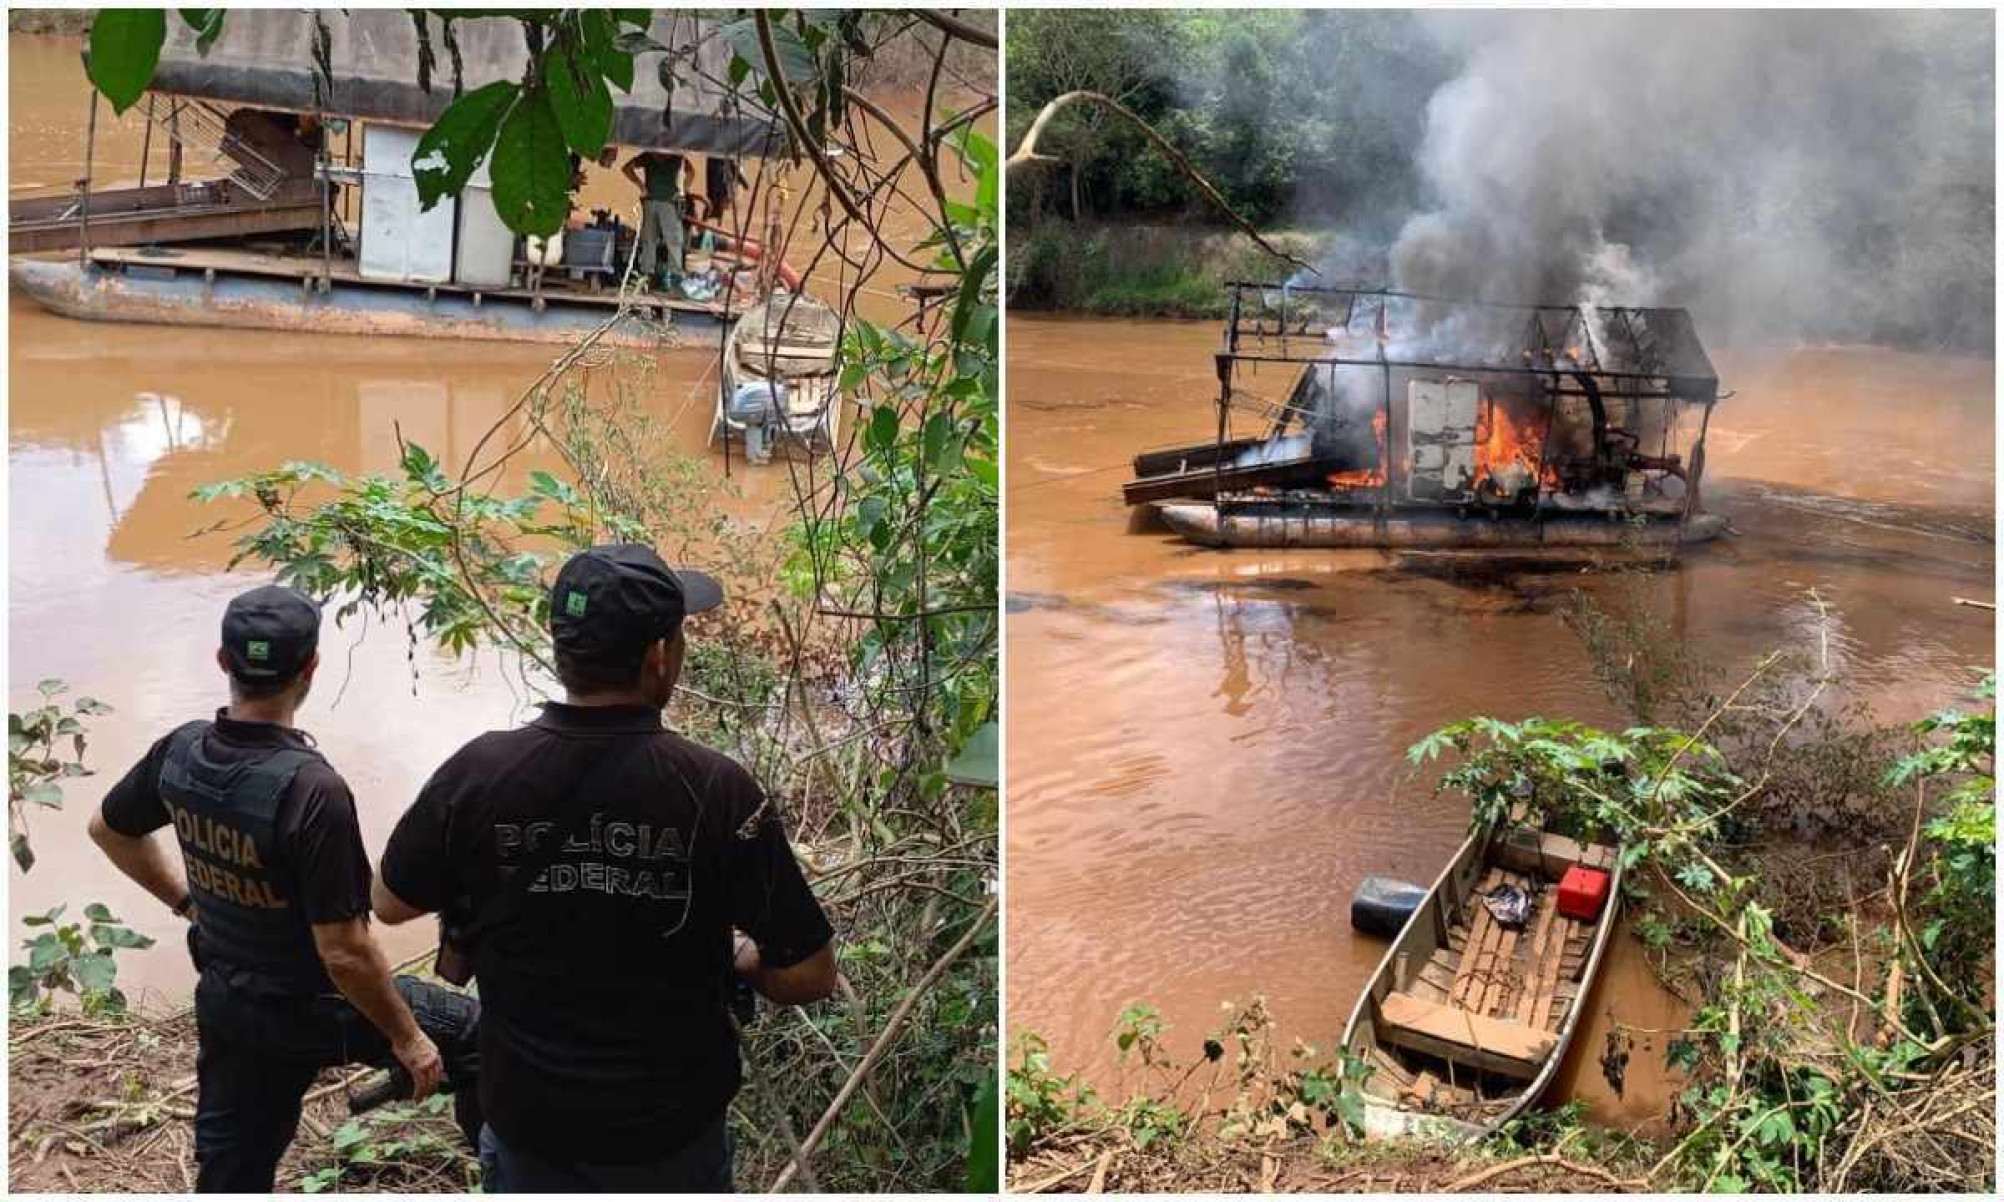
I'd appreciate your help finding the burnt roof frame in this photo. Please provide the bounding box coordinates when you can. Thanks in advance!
[1219,282,1720,406]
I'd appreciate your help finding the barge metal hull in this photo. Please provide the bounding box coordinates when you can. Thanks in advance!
[9,257,724,348]
[1156,503,1728,549]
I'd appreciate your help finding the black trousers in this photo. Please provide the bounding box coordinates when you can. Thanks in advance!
[191,968,481,1193]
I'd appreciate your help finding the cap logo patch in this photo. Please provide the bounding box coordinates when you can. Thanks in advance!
[246,640,271,661]
[565,590,589,618]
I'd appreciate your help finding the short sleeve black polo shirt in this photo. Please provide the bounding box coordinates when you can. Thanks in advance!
[380,702,832,1164]
[100,710,372,928]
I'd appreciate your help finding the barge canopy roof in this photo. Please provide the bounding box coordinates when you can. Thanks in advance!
[1225,283,1720,405]
[146,11,779,157]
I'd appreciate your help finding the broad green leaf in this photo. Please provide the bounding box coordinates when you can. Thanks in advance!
[28,933,65,973]
[92,924,156,951]
[867,406,899,455]
[944,722,998,789]
[965,1074,999,1192]
[178,9,225,56]
[543,43,613,155]
[412,80,518,212]
[489,89,572,238]
[720,18,816,84]
[87,9,168,115]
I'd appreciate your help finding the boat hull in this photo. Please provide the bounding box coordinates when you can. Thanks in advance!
[1157,502,1728,549]
[8,257,721,348]
[1338,824,1626,1142]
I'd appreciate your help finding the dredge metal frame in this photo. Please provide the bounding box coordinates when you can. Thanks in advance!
[1200,282,1722,532]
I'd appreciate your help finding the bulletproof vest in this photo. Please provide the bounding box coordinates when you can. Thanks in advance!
[156,720,331,995]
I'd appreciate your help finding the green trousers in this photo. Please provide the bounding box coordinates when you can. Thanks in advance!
[638,198,685,278]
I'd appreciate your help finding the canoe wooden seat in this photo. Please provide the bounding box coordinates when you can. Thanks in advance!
[1376,990,1555,1081]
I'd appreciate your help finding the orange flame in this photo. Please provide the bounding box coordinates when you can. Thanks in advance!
[1327,410,1389,489]
[1473,394,1554,493]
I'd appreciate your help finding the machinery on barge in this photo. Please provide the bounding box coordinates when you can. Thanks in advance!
[1125,284,1726,549]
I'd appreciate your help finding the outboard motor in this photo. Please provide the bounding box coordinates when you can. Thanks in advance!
[729,380,786,464]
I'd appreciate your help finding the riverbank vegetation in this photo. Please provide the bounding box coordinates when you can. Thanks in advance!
[1008,222,1321,318]
[14,8,996,1194]
[1008,587,1994,1193]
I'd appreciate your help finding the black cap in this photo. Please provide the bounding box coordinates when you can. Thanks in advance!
[220,585,321,680]
[549,544,724,663]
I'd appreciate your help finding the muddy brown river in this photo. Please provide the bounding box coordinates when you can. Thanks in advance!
[7,33,985,1008]
[1005,314,1993,1131]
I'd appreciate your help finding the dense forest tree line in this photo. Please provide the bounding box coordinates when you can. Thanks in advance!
[1005,10,1451,237]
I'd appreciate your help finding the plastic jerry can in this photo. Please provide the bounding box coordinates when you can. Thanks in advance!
[1556,864,1611,921]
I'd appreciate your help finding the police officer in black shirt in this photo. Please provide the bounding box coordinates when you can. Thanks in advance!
[87,585,480,1192]
[373,544,837,1192]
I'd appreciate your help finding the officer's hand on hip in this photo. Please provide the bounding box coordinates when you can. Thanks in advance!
[394,1030,445,1101]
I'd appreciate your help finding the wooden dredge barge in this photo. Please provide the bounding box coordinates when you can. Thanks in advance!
[10,11,785,348]
[1126,284,1727,549]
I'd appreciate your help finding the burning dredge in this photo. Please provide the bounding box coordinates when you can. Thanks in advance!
[1126,285,1726,549]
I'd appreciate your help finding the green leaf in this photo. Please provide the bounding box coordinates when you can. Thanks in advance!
[489,88,572,238]
[83,902,115,923]
[411,80,519,212]
[10,965,39,1010]
[720,17,816,84]
[333,1120,370,1152]
[10,834,33,875]
[965,1074,999,1192]
[542,43,614,155]
[944,722,998,789]
[87,9,168,115]
[867,406,900,455]
[28,933,66,973]
[177,9,225,56]
[92,924,156,951]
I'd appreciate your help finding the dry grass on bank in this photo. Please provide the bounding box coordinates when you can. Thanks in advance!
[8,1004,474,1194]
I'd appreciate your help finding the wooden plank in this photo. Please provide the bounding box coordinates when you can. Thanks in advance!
[1414,957,1456,1001]
[1376,991,1554,1081]
[1369,1046,1416,1088]
[1515,888,1562,1024]
[1532,917,1581,1030]
[1519,905,1564,1027]
[1449,870,1504,1008]
[1479,872,1532,1016]
[1480,916,1521,1016]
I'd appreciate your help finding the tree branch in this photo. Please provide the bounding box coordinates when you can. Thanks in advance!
[768,895,997,1191]
[1006,89,1316,275]
[911,9,997,50]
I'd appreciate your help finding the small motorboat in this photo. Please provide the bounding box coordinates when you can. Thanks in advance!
[713,291,845,463]
[1338,821,1624,1141]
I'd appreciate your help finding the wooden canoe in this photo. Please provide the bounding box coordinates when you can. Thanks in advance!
[1337,823,1624,1141]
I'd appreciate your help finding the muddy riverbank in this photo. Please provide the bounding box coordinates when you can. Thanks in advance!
[1003,314,1994,1129]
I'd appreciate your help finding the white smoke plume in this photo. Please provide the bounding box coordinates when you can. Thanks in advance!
[1377,10,1993,350]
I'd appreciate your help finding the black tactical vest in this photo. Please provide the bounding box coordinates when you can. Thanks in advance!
[157,720,332,996]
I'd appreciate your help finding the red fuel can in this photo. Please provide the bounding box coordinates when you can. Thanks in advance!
[1556,864,1611,921]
